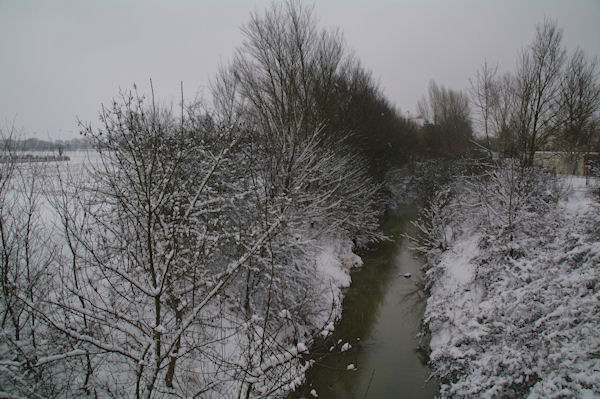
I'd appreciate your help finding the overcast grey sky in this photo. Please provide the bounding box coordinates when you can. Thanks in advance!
[1,0,599,139]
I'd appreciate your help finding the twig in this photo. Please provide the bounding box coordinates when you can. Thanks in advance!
[363,368,376,399]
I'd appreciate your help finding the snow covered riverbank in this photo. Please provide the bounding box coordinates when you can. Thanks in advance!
[417,164,599,398]
[0,147,375,398]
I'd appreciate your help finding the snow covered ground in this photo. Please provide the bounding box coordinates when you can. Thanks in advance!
[419,166,599,398]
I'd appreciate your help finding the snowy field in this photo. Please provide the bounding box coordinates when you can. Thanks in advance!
[418,166,600,398]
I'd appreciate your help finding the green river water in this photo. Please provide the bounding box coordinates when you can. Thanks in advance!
[295,209,439,398]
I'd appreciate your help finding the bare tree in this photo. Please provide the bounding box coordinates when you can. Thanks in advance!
[470,60,499,158]
[213,0,383,245]
[490,73,518,157]
[0,124,66,398]
[513,19,566,166]
[215,0,352,198]
[417,80,472,156]
[556,48,600,154]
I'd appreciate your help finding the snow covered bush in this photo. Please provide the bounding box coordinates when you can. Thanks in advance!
[10,88,317,398]
[419,162,600,398]
[36,89,283,397]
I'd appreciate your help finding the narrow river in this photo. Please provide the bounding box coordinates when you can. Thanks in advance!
[296,209,439,398]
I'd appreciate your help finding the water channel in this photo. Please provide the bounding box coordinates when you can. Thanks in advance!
[295,209,439,398]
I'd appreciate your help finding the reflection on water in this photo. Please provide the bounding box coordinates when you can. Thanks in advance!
[294,209,439,398]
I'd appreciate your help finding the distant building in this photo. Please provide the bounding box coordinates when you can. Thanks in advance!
[405,111,425,127]
[534,151,599,176]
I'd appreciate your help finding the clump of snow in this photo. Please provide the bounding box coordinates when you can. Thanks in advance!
[346,363,356,371]
[315,241,353,289]
[310,388,319,397]
[320,321,335,338]
[296,342,308,353]
[308,237,365,330]
[340,342,351,352]
[324,321,335,332]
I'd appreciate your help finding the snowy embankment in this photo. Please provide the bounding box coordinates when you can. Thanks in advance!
[417,164,599,398]
[315,238,363,311]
